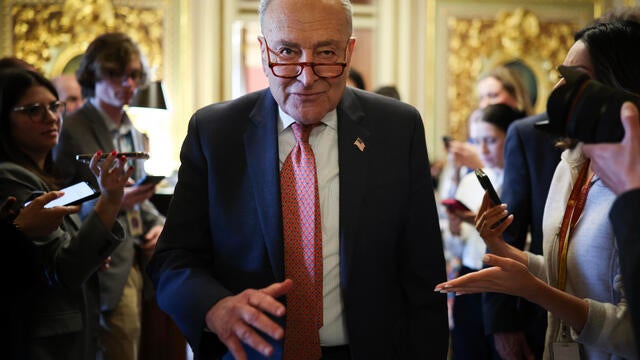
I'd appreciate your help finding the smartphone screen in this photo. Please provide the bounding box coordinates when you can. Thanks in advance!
[25,182,100,208]
[441,198,470,212]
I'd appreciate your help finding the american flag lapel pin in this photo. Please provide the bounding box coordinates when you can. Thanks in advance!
[354,137,365,152]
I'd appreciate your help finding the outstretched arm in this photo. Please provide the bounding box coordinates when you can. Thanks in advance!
[435,254,589,332]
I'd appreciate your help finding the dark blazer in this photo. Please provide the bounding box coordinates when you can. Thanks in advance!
[147,88,449,359]
[609,189,640,354]
[2,208,34,360]
[53,101,164,311]
[482,114,562,352]
[0,162,123,359]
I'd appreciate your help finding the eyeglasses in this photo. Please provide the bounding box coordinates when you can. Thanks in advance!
[12,100,66,121]
[105,69,145,84]
[263,37,349,79]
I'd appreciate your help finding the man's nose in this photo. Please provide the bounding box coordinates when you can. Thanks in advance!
[297,64,318,86]
[123,76,136,88]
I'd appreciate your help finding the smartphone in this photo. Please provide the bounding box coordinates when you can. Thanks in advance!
[475,169,502,205]
[441,198,471,212]
[442,135,453,150]
[134,175,165,187]
[75,152,150,164]
[25,182,100,208]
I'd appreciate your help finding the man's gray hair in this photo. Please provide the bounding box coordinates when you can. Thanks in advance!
[258,0,353,34]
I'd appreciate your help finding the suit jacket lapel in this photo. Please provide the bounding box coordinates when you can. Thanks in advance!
[241,88,370,283]
[83,102,117,153]
[244,90,284,281]
[337,89,369,287]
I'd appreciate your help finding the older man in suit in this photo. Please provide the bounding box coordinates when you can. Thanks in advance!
[147,0,449,359]
[53,33,165,360]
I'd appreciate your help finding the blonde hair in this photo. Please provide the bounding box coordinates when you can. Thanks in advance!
[478,66,533,116]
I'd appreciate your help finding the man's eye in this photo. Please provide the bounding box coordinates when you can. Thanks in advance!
[279,48,295,56]
[317,50,338,60]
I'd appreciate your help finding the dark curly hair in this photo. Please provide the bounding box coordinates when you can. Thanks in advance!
[554,13,640,148]
[76,32,149,98]
[479,103,526,134]
[0,68,60,187]
[574,18,640,95]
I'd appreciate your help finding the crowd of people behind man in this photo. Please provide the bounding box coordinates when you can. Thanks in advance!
[2,1,640,359]
[1,32,163,360]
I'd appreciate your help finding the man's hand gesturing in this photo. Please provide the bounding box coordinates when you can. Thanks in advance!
[205,279,293,360]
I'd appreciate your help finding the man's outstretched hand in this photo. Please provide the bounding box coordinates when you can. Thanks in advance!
[205,279,293,360]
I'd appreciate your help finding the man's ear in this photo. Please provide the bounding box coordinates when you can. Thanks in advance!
[257,35,265,50]
[257,35,269,76]
[345,37,357,66]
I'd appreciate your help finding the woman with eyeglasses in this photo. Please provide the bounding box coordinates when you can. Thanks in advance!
[0,68,132,360]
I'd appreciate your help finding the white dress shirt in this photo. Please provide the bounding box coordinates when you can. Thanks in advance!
[278,108,347,346]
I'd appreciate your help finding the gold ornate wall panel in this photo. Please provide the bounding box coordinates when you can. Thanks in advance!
[426,0,601,147]
[2,0,164,79]
[447,8,577,140]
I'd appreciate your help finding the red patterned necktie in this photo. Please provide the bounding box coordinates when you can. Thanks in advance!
[281,122,323,360]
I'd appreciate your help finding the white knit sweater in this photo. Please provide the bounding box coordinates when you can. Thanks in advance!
[527,144,637,360]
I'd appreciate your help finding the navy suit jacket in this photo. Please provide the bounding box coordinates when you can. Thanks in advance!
[610,189,640,355]
[482,114,562,339]
[147,88,449,359]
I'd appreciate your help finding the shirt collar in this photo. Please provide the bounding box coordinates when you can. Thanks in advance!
[278,108,337,133]
[89,97,133,133]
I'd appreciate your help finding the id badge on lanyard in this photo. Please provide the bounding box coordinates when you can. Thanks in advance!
[552,341,581,360]
[552,161,593,359]
[126,208,144,237]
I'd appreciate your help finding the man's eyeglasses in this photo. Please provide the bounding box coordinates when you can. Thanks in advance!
[105,69,145,84]
[12,101,66,121]
[263,37,349,79]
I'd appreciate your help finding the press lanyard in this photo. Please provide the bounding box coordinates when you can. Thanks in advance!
[556,160,594,291]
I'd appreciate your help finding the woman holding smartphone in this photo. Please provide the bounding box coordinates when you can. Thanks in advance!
[0,68,133,359]
[443,103,525,360]
[436,15,640,359]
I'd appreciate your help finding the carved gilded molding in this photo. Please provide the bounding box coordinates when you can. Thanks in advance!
[447,7,577,141]
[6,0,163,78]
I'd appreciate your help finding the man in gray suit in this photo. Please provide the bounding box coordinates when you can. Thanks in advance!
[53,32,165,360]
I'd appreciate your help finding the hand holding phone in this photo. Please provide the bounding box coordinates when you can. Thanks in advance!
[475,169,502,205]
[25,182,100,208]
[15,192,80,237]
